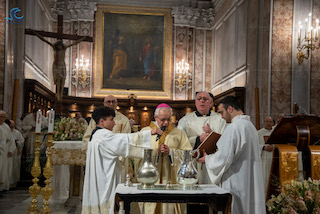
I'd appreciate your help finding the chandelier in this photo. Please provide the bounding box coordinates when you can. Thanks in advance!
[297,13,320,64]
[175,59,192,92]
[71,55,90,90]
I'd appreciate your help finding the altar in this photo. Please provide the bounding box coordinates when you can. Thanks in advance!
[50,141,86,204]
[115,184,232,214]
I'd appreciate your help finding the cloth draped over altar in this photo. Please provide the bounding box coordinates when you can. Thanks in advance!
[51,141,86,204]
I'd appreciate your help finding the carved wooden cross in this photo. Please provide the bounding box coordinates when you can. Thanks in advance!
[25,15,93,42]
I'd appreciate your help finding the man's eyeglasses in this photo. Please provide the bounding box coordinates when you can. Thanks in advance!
[158,117,172,122]
[196,97,210,102]
[104,100,117,104]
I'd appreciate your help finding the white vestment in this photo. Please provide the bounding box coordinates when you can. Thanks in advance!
[177,111,227,184]
[258,127,274,193]
[82,110,131,150]
[21,113,48,157]
[205,115,266,214]
[137,122,192,214]
[82,110,132,183]
[11,128,25,187]
[82,128,151,214]
[0,123,15,191]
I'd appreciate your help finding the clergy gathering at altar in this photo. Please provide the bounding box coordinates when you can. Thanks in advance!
[1,0,320,213]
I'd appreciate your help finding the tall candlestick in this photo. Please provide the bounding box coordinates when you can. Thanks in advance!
[35,109,42,133]
[48,109,55,132]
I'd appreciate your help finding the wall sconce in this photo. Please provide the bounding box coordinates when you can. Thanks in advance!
[175,59,192,92]
[297,13,320,64]
[71,55,91,90]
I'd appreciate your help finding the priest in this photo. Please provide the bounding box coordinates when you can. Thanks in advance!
[82,106,163,214]
[177,91,227,184]
[137,103,192,214]
[198,96,266,214]
[0,111,15,191]
[7,120,24,188]
[21,108,48,157]
[258,116,275,193]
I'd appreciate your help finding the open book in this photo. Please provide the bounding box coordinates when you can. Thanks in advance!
[197,131,221,157]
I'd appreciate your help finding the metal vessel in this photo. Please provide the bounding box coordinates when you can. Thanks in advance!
[137,149,159,189]
[175,149,199,190]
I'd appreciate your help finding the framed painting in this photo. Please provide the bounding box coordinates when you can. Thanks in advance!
[94,5,172,99]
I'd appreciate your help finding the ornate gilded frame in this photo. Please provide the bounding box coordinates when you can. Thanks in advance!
[94,5,172,99]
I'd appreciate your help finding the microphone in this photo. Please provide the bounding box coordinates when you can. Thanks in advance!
[156,126,166,141]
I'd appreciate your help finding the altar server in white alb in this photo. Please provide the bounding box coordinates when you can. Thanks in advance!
[82,106,163,214]
[177,91,227,184]
[198,96,266,214]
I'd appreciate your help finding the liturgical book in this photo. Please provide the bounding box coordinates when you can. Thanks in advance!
[197,131,221,157]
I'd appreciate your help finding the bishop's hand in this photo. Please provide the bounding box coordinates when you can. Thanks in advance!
[158,144,170,155]
[151,128,164,136]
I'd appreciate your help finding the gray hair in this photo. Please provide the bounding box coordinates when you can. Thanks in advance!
[154,107,172,116]
[0,110,7,117]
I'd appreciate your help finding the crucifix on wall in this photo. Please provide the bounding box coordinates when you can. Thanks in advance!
[25,15,93,101]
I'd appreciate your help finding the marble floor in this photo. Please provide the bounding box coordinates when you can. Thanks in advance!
[0,188,82,214]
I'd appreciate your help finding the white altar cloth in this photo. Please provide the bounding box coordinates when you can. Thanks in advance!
[50,141,85,204]
[115,183,230,195]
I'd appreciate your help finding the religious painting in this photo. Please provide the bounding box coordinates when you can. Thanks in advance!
[94,5,172,99]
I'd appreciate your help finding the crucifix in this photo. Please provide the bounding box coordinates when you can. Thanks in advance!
[25,15,93,101]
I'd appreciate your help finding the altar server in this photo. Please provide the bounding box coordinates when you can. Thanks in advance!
[198,96,266,214]
[138,103,192,214]
[82,106,162,214]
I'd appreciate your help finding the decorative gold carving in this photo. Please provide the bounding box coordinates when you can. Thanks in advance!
[308,145,320,179]
[277,145,299,188]
[40,133,54,214]
[28,133,42,214]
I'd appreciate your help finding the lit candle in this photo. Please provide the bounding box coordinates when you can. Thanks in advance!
[35,109,42,133]
[305,18,308,39]
[316,19,319,40]
[48,109,55,133]
[298,21,301,42]
[309,13,312,32]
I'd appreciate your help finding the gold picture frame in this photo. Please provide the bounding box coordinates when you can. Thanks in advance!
[94,5,172,99]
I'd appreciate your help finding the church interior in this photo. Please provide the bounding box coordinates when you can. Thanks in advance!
[1,0,320,213]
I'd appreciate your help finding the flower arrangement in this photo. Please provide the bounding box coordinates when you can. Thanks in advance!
[53,117,86,141]
[266,179,320,214]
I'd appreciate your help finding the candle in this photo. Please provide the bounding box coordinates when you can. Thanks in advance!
[35,109,42,133]
[305,18,308,39]
[316,19,319,40]
[48,109,55,132]
[298,21,301,42]
[309,13,312,32]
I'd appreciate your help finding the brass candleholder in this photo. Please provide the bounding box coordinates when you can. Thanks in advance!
[40,133,54,214]
[28,133,42,214]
